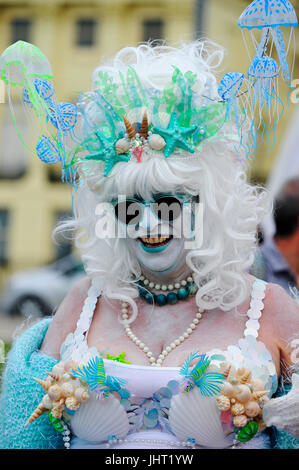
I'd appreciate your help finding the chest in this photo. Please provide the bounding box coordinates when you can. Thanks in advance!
[86,295,255,367]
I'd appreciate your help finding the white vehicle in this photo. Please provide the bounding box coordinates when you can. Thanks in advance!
[0,255,85,317]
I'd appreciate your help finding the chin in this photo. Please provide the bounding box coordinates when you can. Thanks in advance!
[128,236,186,273]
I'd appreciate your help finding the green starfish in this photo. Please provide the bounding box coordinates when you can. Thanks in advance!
[152,112,197,158]
[106,351,131,364]
[85,131,131,177]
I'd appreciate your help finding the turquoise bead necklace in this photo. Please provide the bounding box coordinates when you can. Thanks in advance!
[137,272,198,306]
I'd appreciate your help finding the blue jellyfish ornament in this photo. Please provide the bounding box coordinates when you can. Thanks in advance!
[218,72,245,127]
[247,55,280,149]
[238,0,298,82]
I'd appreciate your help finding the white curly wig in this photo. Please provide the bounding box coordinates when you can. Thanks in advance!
[55,41,269,323]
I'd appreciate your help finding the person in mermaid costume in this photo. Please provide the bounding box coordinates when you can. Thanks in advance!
[1,1,299,449]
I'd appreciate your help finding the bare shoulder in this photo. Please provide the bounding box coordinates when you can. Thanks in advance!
[40,276,92,358]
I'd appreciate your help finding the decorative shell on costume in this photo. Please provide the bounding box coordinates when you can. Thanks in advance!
[69,392,130,443]
[216,364,269,434]
[115,138,130,155]
[25,361,90,426]
[169,386,233,448]
[148,134,166,151]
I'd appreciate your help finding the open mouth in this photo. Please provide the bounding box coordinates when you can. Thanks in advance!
[138,235,173,248]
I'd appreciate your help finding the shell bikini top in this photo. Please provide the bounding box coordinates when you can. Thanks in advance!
[59,278,278,448]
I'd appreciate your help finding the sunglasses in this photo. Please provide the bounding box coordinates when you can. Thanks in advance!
[110,193,199,226]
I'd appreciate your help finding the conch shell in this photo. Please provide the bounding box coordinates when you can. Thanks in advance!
[25,403,47,426]
[123,116,136,140]
[27,360,91,426]
[236,367,252,384]
[33,377,52,392]
[140,112,149,139]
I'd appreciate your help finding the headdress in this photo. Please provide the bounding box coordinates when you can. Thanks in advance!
[0,0,297,190]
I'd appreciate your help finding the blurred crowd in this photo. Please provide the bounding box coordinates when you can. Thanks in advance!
[251,177,299,294]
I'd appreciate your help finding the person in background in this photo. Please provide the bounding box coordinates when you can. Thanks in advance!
[252,177,299,293]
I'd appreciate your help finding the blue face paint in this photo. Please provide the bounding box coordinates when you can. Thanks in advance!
[139,238,172,253]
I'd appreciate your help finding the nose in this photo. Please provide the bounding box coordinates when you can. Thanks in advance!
[139,204,159,235]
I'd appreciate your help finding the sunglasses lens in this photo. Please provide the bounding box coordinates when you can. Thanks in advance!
[114,200,142,225]
[152,196,182,222]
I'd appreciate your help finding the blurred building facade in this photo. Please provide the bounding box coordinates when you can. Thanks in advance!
[0,0,298,284]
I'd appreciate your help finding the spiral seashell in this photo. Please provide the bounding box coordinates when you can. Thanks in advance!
[216,395,231,411]
[219,362,232,378]
[234,384,252,403]
[42,394,53,410]
[33,377,52,392]
[74,387,91,403]
[65,396,81,411]
[52,398,65,419]
[245,401,261,418]
[252,390,268,400]
[140,112,149,139]
[115,138,130,155]
[233,415,248,427]
[61,382,74,397]
[148,134,165,151]
[239,370,252,384]
[251,379,266,391]
[48,384,63,401]
[219,382,235,397]
[123,116,136,140]
[231,403,245,416]
[25,403,47,425]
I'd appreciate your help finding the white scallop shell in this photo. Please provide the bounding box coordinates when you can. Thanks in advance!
[168,387,233,448]
[70,392,129,443]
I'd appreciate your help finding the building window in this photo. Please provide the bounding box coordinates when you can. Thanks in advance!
[143,19,164,44]
[0,103,28,180]
[11,19,32,43]
[54,211,73,260]
[0,210,9,266]
[76,19,97,47]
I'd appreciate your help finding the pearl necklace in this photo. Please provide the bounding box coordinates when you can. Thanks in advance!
[121,302,205,366]
[140,272,195,292]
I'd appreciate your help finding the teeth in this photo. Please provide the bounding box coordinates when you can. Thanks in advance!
[141,236,170,244]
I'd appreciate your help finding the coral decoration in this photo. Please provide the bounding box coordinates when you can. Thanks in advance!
[216,363,270,441]
[25,361,90,426]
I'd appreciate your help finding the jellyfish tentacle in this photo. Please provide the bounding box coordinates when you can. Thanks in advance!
[270,26,291,81]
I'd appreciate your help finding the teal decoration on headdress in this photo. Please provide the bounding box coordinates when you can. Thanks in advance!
[1,1,297,185]
[70,354,128,400]
[179,352,225,396]
[152,112,197,158]
[85,130,131,177]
